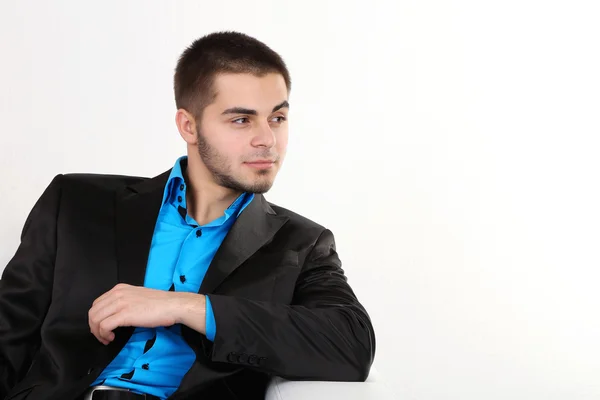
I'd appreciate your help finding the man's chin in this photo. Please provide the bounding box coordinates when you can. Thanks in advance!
[220,177,274,194]
[245,181,274,194]
[240,170,277,192]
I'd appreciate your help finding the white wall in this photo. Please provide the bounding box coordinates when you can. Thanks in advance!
[1,1,599,399]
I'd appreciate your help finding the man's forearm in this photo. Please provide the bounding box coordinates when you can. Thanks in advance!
[208,293,375,381]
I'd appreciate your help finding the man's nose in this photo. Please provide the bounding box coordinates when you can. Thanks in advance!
[252,122,276,148]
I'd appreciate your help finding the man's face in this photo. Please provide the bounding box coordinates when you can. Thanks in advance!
[196,73,289,194]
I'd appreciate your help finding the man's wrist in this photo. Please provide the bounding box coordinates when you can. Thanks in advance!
[171,292,206,334]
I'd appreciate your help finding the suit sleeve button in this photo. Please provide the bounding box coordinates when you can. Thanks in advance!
[227,352,238,362]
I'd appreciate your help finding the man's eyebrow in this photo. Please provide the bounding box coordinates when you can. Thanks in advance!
[221,100,290,116]
[221,107,257,116]
[272,100,289,112]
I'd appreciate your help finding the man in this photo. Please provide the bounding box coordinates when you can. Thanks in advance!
[0,31,375,400]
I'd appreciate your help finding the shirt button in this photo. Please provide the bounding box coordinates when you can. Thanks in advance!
[142,363,149,370]
[180,184,184,190]
[177,195,183,202]
[180,275,186,283]
[196,229,202,238]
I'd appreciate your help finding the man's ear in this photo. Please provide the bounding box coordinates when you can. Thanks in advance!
[176,109,198,145]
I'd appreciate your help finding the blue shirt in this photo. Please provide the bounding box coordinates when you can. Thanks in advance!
[92,156,254,399]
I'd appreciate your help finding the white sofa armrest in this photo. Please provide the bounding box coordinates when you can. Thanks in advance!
[265,368,396,400]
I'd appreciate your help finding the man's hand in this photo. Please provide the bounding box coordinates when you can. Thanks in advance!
[88,283,206,345]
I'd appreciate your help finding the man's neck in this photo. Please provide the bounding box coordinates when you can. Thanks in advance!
[184,158,242,226]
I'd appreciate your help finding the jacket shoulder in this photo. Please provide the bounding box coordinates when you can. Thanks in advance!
[60,172,149,191]
[267,201,328,236]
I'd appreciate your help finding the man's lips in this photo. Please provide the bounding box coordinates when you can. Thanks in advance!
[244,160,276,169]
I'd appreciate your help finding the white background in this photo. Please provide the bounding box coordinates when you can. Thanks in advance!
[1,1,599,399]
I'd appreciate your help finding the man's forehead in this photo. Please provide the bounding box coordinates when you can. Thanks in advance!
[204,73,288,115]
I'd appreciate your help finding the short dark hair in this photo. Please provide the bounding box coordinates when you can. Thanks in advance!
[174,31,291,120]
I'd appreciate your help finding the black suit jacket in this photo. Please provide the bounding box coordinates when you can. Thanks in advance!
[0,169,375,400]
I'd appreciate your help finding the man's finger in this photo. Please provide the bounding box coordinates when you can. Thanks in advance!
[98,312,124,343]
[92,283,129,306]
[89,298,122,344]
[89,297,122,328]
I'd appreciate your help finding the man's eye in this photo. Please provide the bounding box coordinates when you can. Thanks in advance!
[232,117,249,124]
[271,116,287,123]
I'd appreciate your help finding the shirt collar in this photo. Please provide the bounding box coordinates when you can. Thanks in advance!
[161,155,188,207]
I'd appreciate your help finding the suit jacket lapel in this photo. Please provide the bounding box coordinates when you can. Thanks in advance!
[200,194,289,294]
[115,170,170,286]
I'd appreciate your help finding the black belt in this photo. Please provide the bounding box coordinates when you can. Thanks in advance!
[82,388,161,400]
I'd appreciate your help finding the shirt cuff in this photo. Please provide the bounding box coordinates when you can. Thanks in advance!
[205,295,216,341]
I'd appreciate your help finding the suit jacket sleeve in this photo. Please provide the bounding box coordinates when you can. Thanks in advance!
[0,175,62,397]
[208,229,376,381]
